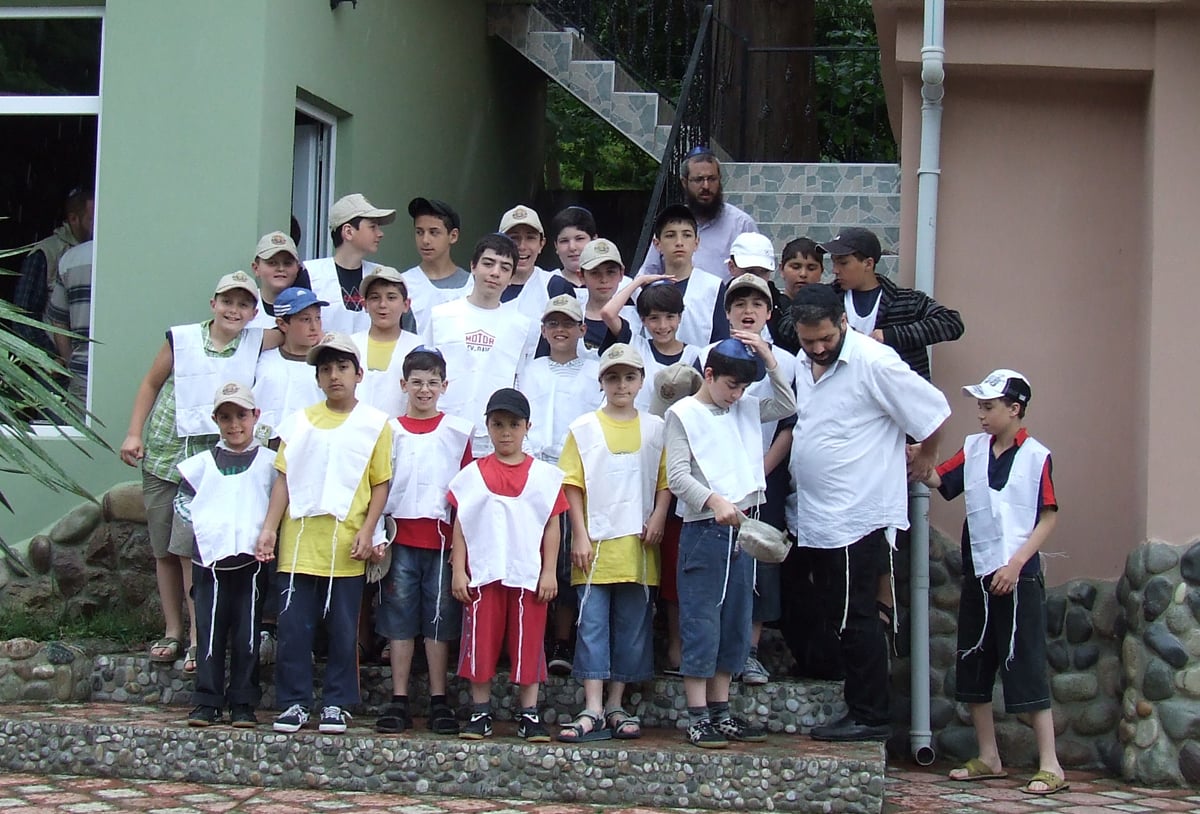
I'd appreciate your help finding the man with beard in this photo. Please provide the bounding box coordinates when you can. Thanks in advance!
[787,284,949,742]
[637,148,756,281]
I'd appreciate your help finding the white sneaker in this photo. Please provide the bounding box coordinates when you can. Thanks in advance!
[741,654,770,686]
[273,704,310,733]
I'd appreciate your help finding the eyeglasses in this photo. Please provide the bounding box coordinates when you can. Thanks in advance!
[687,175,720,187]
[542,318,582,329]
[405,378,443,390]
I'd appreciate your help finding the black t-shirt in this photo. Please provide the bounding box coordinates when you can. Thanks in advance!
[588,316,630,351]
[336,263,364,312]
[850,286,883,319]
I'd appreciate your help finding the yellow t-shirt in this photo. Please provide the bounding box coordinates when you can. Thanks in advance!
[559,410,668,586]
[366,337,397,371]
[274,402,393,577]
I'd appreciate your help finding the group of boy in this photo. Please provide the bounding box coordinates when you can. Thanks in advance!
[117,180,1067,792]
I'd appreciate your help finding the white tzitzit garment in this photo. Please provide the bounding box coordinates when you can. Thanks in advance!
[171,323,262,436]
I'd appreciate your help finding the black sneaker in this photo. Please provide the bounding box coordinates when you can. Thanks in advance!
[459,711,493,740]
[517,712,550,742]
[714,715,768,742]
[273,704,310,733]
[230,705,257,728]
[375,703,412,734]
[547,641,573,676]
[319,705,352,734]
[187,705,221,727]
[428,702,460,735]
[687,719,728,749]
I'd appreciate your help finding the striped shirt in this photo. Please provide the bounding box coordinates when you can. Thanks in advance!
[45,241,94,382]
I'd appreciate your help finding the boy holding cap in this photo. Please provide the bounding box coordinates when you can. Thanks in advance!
[423,233,532,457]
[449,388,568,742]
[255,331,394,735]
[121,271,279,673]
[176,382,277,728]
[724,231,801,354]
[520,294,604,674]
[556,343,670,742]
[638,204,730,348]
[402,197,471,333]
[351,265,420,418]
[306,193,397,335]
[918,370,1065,796]
[665,330,796,748]
[253,286,327,445]
[250,231,311,329]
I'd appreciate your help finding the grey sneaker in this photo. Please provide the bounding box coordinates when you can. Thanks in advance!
[741,654,770,685]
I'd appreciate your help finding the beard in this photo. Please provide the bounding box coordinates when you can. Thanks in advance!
[686,185,724,219]
[802,325,848,367]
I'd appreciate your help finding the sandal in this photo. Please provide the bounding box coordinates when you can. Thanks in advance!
[605,708,642,740]
[428,702,459,736]
[1021,770,1069,796]
[558,710,612,743]
[182,645,198,675]
[149,637,183,663]
[949,758,1007,781]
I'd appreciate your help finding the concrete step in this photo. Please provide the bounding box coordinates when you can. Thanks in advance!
[90,653,847,735]
[723,163,901,195]
[724,190,900,228]
[0,702,886,812]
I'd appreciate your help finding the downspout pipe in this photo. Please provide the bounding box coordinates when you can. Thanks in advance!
[909,0,945,768]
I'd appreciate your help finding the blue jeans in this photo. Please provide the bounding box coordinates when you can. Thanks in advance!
[677,519,754,678]
[572,582,654,682]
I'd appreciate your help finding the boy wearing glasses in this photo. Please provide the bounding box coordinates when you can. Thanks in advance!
[375,346,474,736]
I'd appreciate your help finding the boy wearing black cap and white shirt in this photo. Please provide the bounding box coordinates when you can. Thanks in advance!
[449,388,568,742]
[665,330,796,748]
[306,193,397,336]
[402,197,471,333]
[918,370,1065,796]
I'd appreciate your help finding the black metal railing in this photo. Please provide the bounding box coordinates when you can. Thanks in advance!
[629,2,713,273]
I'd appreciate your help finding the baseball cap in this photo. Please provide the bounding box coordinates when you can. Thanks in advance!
[819,227,882,261]
[214,270,260,299]
[274,286,329,316]
[499,205,544,235]
[254,231,299,261]
[709,337,767,382]
[542,294,583,323]
[724,273,773,308]
[579,238,623,271]
[963,369,1031,405]
[329,193,397,230]
[305,331,361,366]
[408,197,461,231]
[597,343,645,377]
[485,387,530,420]
[729,233,777,272]
[649,362,703,417]
[653,204,697,236]
[213,381,256,411]
[359,265,408,297]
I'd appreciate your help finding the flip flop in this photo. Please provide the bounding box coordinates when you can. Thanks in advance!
[182,645,198,675]
[949,758,1007,781]
[605,708,642,740]
[149,637,182,663]
[1021,770,1069,795]
[558,710,611,743]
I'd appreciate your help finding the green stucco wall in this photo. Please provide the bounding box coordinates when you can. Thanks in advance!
[1,0,545,544]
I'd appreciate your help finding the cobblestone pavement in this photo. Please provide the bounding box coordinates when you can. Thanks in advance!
[2,767,1198,813]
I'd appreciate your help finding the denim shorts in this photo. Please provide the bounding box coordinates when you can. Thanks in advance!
[375,545,461,642]
[573,582,654,682]
[677,519,754,678]
[751,561,781,623]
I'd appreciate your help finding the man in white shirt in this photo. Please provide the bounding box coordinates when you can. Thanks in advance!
[788,284,949,742]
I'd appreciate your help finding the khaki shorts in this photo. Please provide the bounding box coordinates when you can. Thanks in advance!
[141,470,195,559]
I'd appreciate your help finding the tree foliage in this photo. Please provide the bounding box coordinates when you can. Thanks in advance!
[544,84,659,191]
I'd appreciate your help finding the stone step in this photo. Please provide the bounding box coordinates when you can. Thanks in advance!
[90,654,848,735]
[723,163,901,195]
[723,190,900,228]
[0,702,885,812]
[756,222,902,254]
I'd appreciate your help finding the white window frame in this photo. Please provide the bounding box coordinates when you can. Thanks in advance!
[293,98,338,260]
[2,5,105,438]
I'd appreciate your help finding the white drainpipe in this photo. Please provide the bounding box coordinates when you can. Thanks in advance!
[909,0,945,767]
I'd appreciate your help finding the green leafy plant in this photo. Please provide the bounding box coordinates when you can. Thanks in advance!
[544,84,659,191]
[0,605,160,647]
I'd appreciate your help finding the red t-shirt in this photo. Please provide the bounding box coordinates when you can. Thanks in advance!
[392,413,473,550]
[448,453,569,516]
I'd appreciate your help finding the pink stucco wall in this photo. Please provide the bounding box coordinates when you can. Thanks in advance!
[876,0,1200,582]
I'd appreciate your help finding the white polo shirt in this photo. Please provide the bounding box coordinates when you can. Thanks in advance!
[790,328,949,549]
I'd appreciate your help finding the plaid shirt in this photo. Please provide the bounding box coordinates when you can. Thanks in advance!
[141,321,246,482]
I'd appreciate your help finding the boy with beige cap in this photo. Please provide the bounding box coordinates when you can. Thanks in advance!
[499,205,578,362]
[176,382,277,728]
[351,265,420,417]
[120,271,282,673]
[306,193,397,335]
[249,231,311,329]
[578,238,634,351]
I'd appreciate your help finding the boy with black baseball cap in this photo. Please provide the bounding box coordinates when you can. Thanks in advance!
[402,197,471,333]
